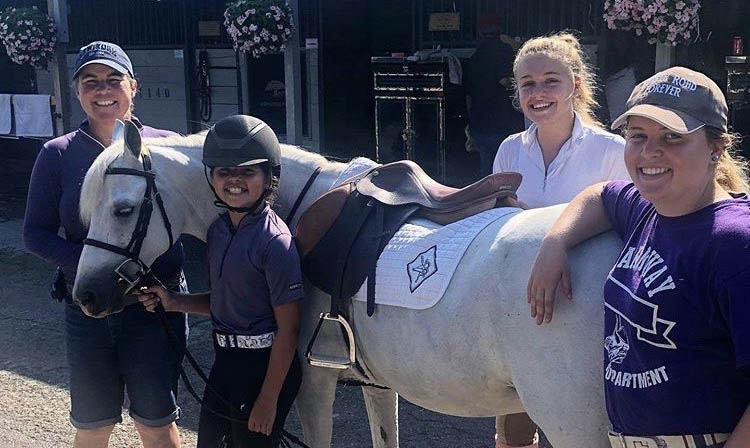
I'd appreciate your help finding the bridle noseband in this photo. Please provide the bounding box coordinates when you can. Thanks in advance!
[82,146,174,295]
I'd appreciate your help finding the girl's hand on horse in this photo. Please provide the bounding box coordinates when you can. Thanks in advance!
[137,286,176,312]
[527,236,572,325]
[248,393,277,436]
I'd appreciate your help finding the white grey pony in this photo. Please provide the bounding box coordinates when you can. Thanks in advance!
[74,131,620,448]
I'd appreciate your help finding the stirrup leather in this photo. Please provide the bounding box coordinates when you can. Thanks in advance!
[305,313,356,369]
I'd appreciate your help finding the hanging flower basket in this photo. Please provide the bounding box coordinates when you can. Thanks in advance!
[223,0,294,58]
[603,0,701,46]
[0,6,57,69]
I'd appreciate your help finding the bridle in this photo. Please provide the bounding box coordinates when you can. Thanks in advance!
[82,145,174,296]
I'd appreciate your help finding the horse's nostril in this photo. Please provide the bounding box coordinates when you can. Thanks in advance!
[79,291,96,307]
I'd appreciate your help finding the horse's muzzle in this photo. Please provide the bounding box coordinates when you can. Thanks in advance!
[72,269,129,317]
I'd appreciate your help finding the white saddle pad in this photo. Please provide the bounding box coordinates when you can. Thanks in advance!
[353,207,520,310]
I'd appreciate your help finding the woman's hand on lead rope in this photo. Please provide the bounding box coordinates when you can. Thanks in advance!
[137,285,177,312]
[248,393,277,436]
[527,235,572,325]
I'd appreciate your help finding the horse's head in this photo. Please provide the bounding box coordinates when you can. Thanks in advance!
[73,120,179,317]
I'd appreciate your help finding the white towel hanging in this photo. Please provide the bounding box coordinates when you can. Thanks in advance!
[13,94,53,137]
[0,94,11,135]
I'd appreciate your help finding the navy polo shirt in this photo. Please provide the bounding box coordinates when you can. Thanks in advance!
[207,206,304,335]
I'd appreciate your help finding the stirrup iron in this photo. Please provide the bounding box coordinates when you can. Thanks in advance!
[305,313,356,369]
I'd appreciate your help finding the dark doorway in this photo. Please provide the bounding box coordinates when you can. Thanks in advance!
[247,53,287,135]
[319,0,413,160]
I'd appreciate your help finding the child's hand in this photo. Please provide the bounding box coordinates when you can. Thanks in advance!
[137,286,177,312]
[248,394,277,436]
[527,237,572,325]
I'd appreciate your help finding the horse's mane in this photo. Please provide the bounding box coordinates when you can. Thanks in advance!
[279,142,337,171]
[79,133,205,226]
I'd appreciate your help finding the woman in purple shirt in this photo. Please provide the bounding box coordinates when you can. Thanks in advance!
[527,67,750,447]
[23,42,186,447]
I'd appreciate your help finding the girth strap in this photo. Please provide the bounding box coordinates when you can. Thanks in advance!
[366,202,384,317]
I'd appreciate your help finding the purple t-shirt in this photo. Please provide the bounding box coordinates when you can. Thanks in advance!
[207,206,304,335]
[23,118,183,286]
[601,180,750,435]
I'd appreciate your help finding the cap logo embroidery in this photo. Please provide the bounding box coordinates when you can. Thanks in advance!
[643,74,697,99]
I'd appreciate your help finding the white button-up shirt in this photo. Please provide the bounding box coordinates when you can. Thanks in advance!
[493,114,630,208]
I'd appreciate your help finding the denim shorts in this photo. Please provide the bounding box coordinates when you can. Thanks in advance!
[65,299,188,429]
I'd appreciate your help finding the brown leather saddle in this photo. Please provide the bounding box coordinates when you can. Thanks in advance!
[295,160,521,318]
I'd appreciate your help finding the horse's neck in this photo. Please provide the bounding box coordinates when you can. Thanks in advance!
[151,144,222,241]
[277,148,354,230]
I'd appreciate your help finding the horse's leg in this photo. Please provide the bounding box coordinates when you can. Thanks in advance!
[295,364,339,447]
[362,386,399,448]
[495,413,538,448]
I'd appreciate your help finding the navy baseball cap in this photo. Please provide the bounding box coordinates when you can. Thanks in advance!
[72,41,134,79]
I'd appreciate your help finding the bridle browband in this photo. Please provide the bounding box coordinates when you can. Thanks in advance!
[82,146,174,293]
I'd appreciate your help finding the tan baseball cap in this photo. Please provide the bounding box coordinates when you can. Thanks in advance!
[611,66,728,134]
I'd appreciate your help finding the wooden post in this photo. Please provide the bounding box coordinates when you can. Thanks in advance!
[47,0,71,135]
[655,41,676,72]
[284,0,303,145]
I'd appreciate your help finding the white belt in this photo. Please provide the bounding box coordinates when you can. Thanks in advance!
[215,331,274,349]
[609,431,729,448]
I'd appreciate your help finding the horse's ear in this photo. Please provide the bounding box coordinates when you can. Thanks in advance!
[112,120,125,145]
[123,120,142,159]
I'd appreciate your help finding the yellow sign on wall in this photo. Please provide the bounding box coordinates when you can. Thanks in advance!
[428,13,461,32]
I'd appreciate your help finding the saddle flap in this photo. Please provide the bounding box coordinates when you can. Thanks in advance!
[294,182,354,259]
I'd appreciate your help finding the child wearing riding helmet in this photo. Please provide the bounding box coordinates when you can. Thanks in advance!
[529,67,750,447]
[491,32,630,448]
[139,115,303,447]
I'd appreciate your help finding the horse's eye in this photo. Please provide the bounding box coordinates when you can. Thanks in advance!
[114,207,134,217]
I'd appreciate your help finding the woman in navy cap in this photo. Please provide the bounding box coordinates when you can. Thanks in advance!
[23,41,187,447]
[528,67,750,447]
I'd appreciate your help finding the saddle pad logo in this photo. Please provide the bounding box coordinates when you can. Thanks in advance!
[407,245,438,292]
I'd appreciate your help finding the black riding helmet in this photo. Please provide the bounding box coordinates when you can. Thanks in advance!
[203,115,281,213]
[203,114,281,174]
